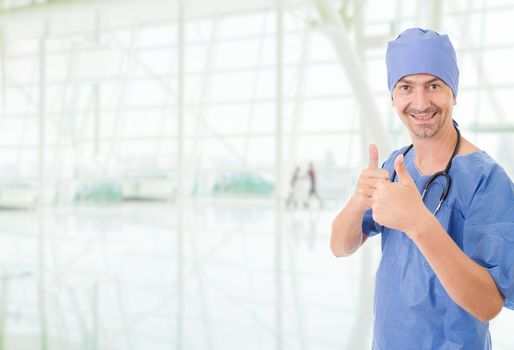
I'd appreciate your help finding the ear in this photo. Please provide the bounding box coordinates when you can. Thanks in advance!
[453,96,457,106]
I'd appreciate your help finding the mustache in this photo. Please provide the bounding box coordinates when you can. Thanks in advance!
[406,106,441,115]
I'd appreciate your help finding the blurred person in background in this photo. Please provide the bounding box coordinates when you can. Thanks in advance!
[286,166,301,209]
[307,162,323,208]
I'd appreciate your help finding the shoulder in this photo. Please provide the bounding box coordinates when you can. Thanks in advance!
[453,136,503,180]
[453,151,508,184]
[452,151,514,216]
[458,137,481,156]
[452,149,504,181]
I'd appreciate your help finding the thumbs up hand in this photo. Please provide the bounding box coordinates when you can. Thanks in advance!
[351,144,390,213]
[371,154,429,235]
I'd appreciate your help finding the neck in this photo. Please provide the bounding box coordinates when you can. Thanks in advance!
[413,124,458,175]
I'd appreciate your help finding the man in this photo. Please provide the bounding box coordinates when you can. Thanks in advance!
[307,162,323,208]
[331,28,514,349]
[286,166,301,209]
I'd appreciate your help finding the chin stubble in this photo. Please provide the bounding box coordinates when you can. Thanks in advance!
[405,106,443,138]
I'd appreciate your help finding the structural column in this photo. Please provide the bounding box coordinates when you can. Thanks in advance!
[37,19,49,350]
[176,0,185,349]
[275,0,284,348]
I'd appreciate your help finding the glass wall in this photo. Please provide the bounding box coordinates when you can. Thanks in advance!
[1,0,514,349]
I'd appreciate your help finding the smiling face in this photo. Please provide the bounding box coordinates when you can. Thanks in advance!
[392,73,456,139]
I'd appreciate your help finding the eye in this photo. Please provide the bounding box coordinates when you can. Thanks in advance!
[428,83,440,90]
[398,85,410,91]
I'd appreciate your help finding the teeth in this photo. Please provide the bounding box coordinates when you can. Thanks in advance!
[411,113,434,120]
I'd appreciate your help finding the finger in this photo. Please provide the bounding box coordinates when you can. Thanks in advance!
[357,185,378,199]
[368,144,379,169]
[394,154,416,187]
[362,168,390,181]
[376,179,387,190]
[361,177,387,190]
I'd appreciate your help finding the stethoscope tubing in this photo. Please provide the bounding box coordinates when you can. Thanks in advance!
[390,126,461,215]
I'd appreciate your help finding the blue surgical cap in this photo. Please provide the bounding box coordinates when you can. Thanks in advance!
[386,28,459,97]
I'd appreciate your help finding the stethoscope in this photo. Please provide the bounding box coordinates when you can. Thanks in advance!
[390,126,461,215]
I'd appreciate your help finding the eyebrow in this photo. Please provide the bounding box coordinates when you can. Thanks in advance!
[398,77,442,85]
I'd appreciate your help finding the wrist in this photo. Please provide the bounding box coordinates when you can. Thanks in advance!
[408,207,437,242]
[348,195,369,215]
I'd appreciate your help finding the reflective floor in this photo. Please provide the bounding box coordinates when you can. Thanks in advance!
[0,200,513,349]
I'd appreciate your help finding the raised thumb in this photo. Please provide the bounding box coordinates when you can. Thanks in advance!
[368,144,379,169]
[394,154,415,186]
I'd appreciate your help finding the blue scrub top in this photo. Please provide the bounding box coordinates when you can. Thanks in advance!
[363,147,514,350]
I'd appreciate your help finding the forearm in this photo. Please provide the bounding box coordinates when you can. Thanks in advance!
[411,214,504,322]
[331,196,367,257]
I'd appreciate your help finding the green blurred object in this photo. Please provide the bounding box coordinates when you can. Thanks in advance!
[74,180,123,203]
[212,173,274,196]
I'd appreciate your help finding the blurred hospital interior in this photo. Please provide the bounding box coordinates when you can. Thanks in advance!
[1,0,514,349]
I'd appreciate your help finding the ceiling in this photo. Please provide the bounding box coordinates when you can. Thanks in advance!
[0,0,311,40]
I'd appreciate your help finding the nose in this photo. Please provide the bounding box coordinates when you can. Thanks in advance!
[411,89,431,111]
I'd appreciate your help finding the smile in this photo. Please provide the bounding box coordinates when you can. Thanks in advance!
[410,112,437,121]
